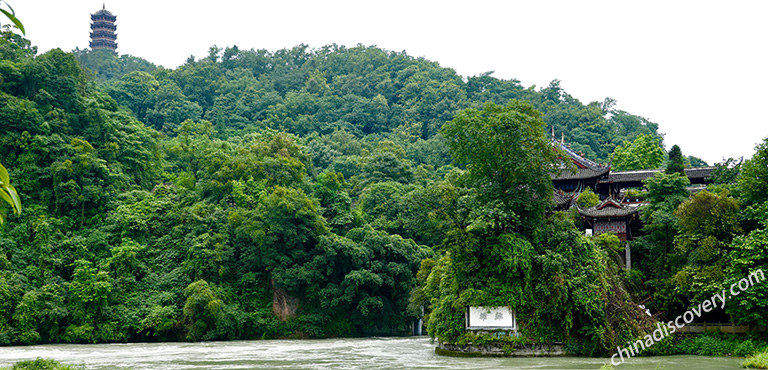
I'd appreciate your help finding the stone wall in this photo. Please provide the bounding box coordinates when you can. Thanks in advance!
[436,342,565,357]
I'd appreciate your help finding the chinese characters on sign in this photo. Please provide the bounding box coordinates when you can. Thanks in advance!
[466,306,516,330]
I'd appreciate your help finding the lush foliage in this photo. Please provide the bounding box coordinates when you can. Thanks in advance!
[630,136,768,329]
[412,102,652,356]
[611,134,665,171]
[641,332,768,357]
[2,26,766,353]
[441,101,561,236]
[4,31,661,345]
[2,358,80,370]
[577,187,600,208]
[0,33,438,343]
[743,352,768,369]
[665,144,686,175]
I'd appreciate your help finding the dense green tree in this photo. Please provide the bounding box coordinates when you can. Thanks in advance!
[75,48,156,82]
[182,279,222,340]
[665,190,741,314]
[441,100,562,236]
[104,71,159,121]
[145,79,203,133]
[577,187,600,208]
[419,101,649,355]
[611,134,665,171]
[687,155,708,167]
[634,172,690,312]
[721,137,768,327]
[725,228,768,325]
[665,144,686,175]
[735,137,768,227]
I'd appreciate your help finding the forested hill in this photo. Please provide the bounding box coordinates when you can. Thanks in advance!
[75,45,661,164]
[0,31,664,348]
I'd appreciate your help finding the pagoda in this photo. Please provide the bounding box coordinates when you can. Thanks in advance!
[90,4,117,52]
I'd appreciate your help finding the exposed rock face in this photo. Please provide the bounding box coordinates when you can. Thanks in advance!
[272,280,300,321]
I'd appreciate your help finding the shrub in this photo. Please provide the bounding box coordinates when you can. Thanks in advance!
[743,351,768,369]
[690,335,735,356]
[737,340,759,357]
[577,188,600,208]
[11,358,79,370]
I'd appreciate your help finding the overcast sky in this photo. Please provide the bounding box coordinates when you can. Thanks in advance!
[12,0,768,165]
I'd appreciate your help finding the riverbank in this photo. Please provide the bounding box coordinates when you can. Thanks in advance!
[433,332,768,358]
[639,332,768,357]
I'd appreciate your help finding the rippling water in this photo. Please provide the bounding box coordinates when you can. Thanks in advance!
[0,337,744,370]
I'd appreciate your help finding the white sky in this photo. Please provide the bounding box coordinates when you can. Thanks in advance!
[12,0,768,165]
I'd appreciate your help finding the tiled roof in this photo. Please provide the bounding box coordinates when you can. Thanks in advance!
[601,166,716,184]
[684,167,715,180]
[601,169,659,183]
[93,5,115,17]
[556,142,606,171]
[578,197,639,218]
[553,166,611,181]
[551,141,611,181]
[553,191,576,207]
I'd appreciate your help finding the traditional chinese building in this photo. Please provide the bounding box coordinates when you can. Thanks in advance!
[577,197,640,269]
[577,197,639,241]
[551,142,611,193]
[90,5,117,52]
[550,139,715,269]
[551,139,716,199]
[597,167,715,197]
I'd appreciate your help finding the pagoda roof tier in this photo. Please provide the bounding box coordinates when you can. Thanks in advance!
[577,197,639,218]
[90,32,117,39]
[91,22,117,29]
[92,4,116,19]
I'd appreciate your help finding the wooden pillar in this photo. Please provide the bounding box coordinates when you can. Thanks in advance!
[625,242,631,270]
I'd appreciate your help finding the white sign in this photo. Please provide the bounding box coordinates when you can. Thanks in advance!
[466,306,516,330]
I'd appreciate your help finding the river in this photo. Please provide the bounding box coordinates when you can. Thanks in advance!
[0,337,744,369]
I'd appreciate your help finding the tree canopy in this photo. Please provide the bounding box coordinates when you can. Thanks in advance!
[611,134,665,171]
[441,100,561,235]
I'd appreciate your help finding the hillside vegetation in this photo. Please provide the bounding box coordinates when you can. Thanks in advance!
[2,32,766,355]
